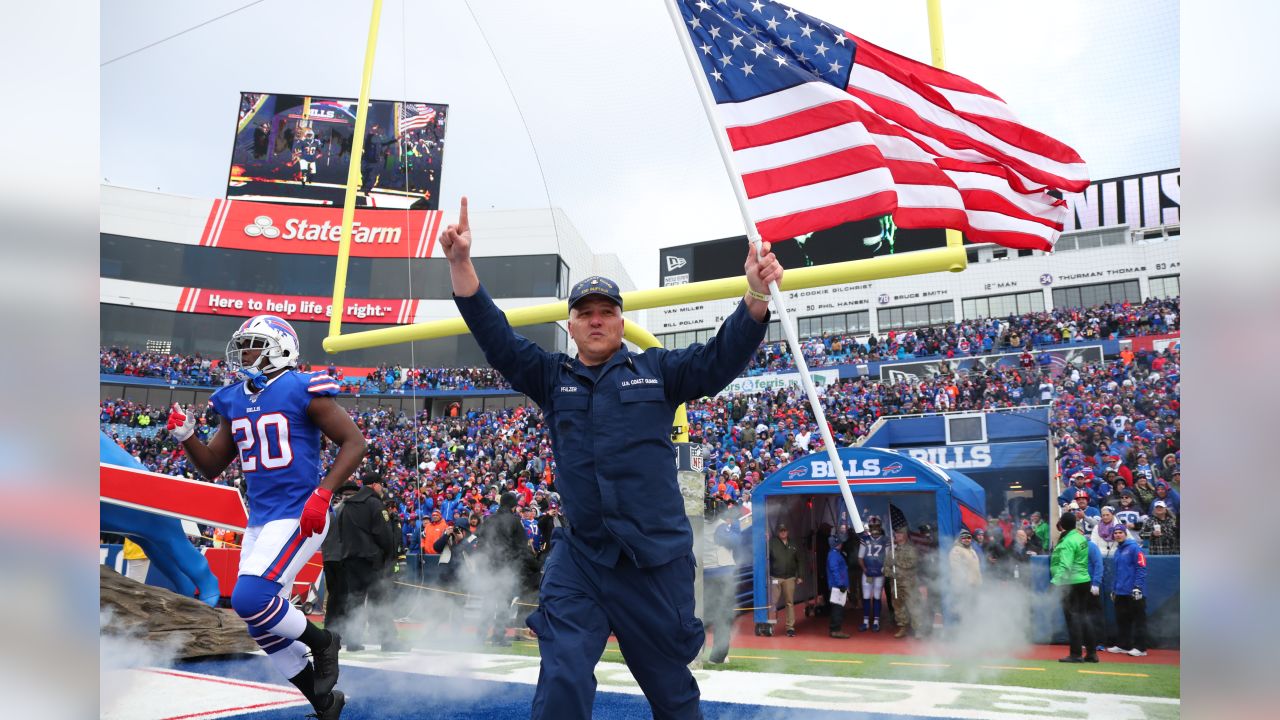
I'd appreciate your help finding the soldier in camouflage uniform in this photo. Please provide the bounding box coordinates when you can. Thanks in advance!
[886,525,922,638]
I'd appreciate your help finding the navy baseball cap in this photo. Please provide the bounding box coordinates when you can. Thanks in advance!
[568,276,623,311]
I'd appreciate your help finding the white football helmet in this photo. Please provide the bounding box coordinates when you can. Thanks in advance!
[226,314,300,375]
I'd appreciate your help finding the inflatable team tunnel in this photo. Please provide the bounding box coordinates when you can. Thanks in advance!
[99,431,249,606]
[750,445,985,628]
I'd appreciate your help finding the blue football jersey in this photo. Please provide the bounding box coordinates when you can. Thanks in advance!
[210,370,339,525]
[293,138,322,160]
[860,534,888,577]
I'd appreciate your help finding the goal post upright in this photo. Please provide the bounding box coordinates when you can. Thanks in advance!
[327,0,385,341]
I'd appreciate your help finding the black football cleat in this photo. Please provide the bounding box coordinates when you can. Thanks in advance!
[307,689,344,719]
[312,631,341,696]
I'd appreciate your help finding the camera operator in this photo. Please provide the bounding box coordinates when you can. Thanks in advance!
[433,512,481,624]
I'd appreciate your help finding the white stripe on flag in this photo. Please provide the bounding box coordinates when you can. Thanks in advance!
[730,121,876,174]
[717,82,847,128]
[747,166,895,221]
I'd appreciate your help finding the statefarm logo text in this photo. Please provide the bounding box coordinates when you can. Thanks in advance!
[244,214,403,245]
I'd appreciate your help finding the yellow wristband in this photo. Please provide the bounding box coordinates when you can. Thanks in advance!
[746,289,771,302]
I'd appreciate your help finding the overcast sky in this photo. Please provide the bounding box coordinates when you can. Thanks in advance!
[101,0,1178,289]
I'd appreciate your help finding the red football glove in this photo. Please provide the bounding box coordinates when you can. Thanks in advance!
[299,488,334,536]
[167,403,195,442]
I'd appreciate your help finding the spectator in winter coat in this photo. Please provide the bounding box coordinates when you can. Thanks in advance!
[420,509,447,555]
[1090,506,1122,557]
[1050,512,1097,663]
[1107,525,1149,657]
[1132,472,1158,509]
[826,536,851,639]
[948,530,981,624]
[1140,501,1179,555]
[1151,481,1180,516]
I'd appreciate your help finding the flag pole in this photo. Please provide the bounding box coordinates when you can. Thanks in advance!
[888,503,898,600]
[662,0,867,536]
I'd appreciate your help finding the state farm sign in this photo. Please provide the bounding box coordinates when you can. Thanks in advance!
[200,199,443,258]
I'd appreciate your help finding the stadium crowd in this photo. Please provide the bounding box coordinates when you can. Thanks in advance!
[100,297,1178,395]
[101,295,1179,653]
[747,296,1178,373]
[102,342,1179,560]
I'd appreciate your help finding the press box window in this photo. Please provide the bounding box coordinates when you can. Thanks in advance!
[962,290,1045,320]
[1052,279,1140,310]
[1149,275,1180,299]
[877,301,953,331]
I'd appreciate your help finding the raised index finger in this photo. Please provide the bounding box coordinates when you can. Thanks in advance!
[458,195,470,231]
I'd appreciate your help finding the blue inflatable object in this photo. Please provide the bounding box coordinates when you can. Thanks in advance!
[750,446,985,626]
[100,432,221,606]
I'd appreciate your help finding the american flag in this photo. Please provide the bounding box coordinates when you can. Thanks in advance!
[399,103,438,132]
[676,0,1089,250]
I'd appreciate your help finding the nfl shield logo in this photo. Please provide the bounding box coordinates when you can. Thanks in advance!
[690,446,704,473]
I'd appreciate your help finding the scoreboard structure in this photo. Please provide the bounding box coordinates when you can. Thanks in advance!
[658,218,948,287]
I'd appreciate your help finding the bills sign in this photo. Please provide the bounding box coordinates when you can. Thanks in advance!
[201,199,443,258]
[718,370,836,397]
[879,345,1103,383]
[781,456,918,488]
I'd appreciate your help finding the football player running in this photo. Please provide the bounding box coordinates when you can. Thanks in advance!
[292,128,323,186]
[167,315,366,719]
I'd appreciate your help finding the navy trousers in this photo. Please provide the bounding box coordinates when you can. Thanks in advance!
[527,535,704,720]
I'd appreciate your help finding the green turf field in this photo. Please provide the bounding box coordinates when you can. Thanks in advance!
[495,639,1180,699]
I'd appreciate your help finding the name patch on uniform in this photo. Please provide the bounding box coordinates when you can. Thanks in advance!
[558,386,580,393]
[621,378,660,387]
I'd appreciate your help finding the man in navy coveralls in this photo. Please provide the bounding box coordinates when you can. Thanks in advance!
[439,197,782,719]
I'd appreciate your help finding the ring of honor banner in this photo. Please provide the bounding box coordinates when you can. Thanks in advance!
[879,345,1104,382]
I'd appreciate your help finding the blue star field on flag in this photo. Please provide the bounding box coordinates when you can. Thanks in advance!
[678,0,856,103]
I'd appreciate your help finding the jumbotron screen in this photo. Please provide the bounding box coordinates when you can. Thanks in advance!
[228,92,448,210]
[658,218,948,286]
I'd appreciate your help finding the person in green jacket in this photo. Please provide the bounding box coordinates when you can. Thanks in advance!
[1050,512,1098,663]
[1030,511,1050,552]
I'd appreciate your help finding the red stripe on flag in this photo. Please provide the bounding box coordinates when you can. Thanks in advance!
[726,100,866,150]
[959,189,1062,231]
[847,88,1084,193]
[754,191,897,243]
[847,33,1005,101]
[742,145,886,199]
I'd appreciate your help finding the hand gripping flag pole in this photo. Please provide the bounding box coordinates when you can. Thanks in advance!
[662,0,868,537]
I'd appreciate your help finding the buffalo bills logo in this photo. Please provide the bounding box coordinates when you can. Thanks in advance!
[787,465,809,479]
[882,462,903,476]
[262,316,298,341]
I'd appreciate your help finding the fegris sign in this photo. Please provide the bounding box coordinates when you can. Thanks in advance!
[879,345,1103,383]
[718,370,836,397]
